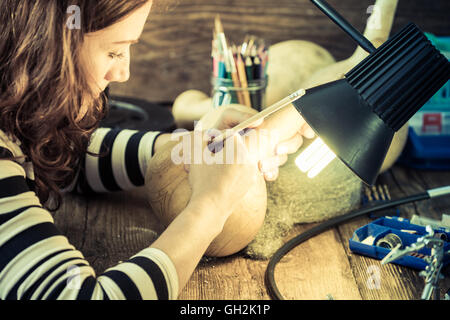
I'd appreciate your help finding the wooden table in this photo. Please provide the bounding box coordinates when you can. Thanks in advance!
[53,165,450,300]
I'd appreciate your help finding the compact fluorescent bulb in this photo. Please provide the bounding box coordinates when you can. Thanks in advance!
[295,137,336,178]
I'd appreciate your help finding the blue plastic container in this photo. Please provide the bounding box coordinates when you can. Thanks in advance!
[349,216,450,270]
[398,33,450,170]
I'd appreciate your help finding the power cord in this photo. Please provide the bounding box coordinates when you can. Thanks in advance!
[264,185,450,300]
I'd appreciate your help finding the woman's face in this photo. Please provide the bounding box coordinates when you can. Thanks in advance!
[80,1,153,96]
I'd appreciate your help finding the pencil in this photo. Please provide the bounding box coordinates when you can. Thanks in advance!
[245,56,255,108]
[253,55,261,80]
[253,55,262,110]
[229,47,244,105]
[215,15,231,78]
[236,51,252,108]
[218,58,226,79]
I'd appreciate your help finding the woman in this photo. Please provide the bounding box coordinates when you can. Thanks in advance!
[0,0,313,300]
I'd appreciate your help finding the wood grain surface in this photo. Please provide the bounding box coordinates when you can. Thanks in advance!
[52,1,450,299]
[109,0,450,102]
[53,166,450,300]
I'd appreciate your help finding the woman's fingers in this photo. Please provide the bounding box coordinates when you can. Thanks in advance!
[263,167,279,182]
[276,133,303,156]
[259,154,287,181]
[300,123,315,139]
[216,105,261,130]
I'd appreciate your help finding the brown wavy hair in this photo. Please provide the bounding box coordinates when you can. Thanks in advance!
[0,0,150,211]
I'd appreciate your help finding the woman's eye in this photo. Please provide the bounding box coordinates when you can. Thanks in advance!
[108,52,125,60]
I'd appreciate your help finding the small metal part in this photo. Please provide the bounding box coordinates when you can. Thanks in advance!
[381,226,449,300]
[409,252,426,259]
[383,185,392,201]
[372,185,380,201]
[427,186,450,199]
[400,229,418,234]
[368,184,391,202]
[434,233,448,242]
[410,214,450,232]
[376,233,403,249]
[364,186,373,202]
[363,184,398,218]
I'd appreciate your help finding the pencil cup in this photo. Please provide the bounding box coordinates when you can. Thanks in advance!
[211,77,268,112]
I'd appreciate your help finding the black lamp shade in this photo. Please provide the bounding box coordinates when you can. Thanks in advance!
[293,79,394,186]
[292,23,450,186]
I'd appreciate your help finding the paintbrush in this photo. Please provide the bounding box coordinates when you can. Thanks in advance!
[207,88,306,152]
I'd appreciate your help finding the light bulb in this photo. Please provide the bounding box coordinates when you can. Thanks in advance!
[295,137,336,178]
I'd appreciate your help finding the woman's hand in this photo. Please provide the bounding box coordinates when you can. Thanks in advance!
[182,129,260,224]
[254,104,315,181]
[154,103,315,183]
[150,104,313,296]
[150,130,260,296]
[206,104,315,181]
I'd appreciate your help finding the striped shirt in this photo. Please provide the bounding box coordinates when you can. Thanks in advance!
[0,128,179,300]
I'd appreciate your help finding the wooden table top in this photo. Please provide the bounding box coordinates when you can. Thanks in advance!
[53,164,450,300]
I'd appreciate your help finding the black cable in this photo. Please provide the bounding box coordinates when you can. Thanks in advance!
[265,191,432,300]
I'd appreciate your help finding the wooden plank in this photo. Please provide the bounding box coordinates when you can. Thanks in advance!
[269,223,362,300]
[52,192,88,250]
[110,0,450,102]
[181,222,362,300]
[53,187,165,275]
[53,166,450,300]
[180,255,269,300]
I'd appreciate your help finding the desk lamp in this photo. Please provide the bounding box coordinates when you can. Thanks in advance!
[292,0,449,186]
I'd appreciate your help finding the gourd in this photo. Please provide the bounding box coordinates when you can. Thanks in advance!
[172,90,212,130]
[265,41,335,106]
[171,40,335,127]
[145,105,267,257]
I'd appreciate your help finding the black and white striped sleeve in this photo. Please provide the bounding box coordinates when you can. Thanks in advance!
[69,128,163,194]
[0,152,179,300]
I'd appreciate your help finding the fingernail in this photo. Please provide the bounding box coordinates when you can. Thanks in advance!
[259,161,268,173]
[265,171,273,179]
[276,145,288,155]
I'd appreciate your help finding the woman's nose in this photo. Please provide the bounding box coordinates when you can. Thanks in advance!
[105,58,130,83]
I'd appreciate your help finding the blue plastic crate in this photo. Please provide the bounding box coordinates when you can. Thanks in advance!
[398,127,450,170]
[398,33,450,170]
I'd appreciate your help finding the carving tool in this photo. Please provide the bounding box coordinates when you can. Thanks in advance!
[207,89,305,152]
